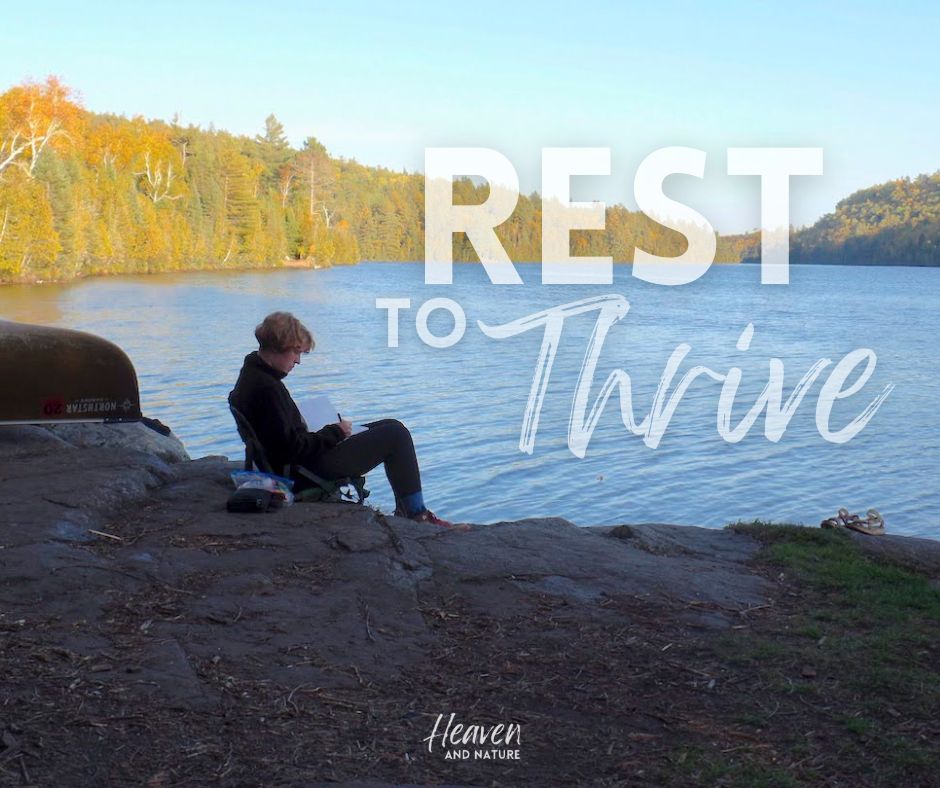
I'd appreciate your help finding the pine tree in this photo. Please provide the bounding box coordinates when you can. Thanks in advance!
[253,114,293,193]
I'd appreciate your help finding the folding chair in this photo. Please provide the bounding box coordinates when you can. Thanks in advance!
[228,402,367,504]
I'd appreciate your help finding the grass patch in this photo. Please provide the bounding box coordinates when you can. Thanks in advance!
[840,714,875,736]
[729,521,940,623]
[691,521,940,785]
[664,746,801,788]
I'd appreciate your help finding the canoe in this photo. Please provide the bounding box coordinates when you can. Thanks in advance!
[0,319,141,424]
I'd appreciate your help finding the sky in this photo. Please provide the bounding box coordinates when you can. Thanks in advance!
[2,0,938,233]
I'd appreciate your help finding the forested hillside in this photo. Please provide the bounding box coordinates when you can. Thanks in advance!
[752,173,940,267]
[0,78,362,280]
[7,78,932,284]
[0,77,760,283]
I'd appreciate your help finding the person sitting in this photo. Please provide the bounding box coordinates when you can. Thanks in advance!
[229,311,455,527]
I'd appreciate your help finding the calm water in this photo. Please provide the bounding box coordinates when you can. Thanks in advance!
[2,263,938,537]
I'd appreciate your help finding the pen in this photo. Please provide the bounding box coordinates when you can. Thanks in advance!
[337,412,342,422]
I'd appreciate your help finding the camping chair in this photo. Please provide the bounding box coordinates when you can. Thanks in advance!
[228,403,368,504]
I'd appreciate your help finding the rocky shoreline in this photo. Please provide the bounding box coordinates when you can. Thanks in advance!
[1,423,938,785]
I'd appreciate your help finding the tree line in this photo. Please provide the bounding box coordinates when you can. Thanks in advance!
[3,77,934,283]
[738,173,940,267]
[0,77,756,283]
[0,78,362,280]
[785,173,940,266]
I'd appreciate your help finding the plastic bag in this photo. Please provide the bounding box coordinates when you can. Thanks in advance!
[230,470,295,506]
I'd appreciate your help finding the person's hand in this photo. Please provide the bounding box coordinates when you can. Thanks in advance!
[338,419,353,438]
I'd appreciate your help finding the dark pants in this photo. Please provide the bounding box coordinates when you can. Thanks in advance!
[307,419,422,499]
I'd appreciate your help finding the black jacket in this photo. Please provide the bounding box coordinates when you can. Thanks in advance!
[229,351,344,473]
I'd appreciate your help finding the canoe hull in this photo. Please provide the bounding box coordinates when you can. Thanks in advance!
[0,320,141,424]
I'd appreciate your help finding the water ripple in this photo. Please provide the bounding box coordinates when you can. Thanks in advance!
[5,263,938,537]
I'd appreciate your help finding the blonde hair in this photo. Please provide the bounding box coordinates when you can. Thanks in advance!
[254,312,314,353]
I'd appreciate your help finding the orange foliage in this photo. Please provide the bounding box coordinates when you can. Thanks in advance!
[0,76,83,178]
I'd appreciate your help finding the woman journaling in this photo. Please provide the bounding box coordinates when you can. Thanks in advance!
[229,311,456,527]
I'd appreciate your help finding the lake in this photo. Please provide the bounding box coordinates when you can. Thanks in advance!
[2,262,938,537]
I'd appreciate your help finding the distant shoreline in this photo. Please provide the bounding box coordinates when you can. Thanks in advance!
[8,255,940,289]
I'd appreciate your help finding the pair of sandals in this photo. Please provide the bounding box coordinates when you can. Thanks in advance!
[820,507,885,536]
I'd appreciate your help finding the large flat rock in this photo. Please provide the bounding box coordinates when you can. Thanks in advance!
[0,441,771,709]
[4,424,934,784]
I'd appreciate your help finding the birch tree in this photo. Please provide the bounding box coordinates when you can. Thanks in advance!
[0,77,79,178]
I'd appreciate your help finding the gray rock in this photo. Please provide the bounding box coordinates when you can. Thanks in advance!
[44,421,190,463]
[848,530,940,577]
[0,424,72,459]
[3,436,939,785]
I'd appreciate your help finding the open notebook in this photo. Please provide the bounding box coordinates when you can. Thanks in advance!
[297,394,368,437]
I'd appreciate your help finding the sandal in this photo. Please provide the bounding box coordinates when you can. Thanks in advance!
[820,507,853,529]
[821,507,885,535]
[845,508,885,536]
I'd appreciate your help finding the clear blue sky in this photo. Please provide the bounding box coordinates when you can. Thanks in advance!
[2,0,938,233]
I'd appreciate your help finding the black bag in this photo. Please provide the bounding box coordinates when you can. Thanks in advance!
[226,487,274,513]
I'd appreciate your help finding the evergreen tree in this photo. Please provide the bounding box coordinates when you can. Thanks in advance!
[253,114,292,193]
[4,75,935,285]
